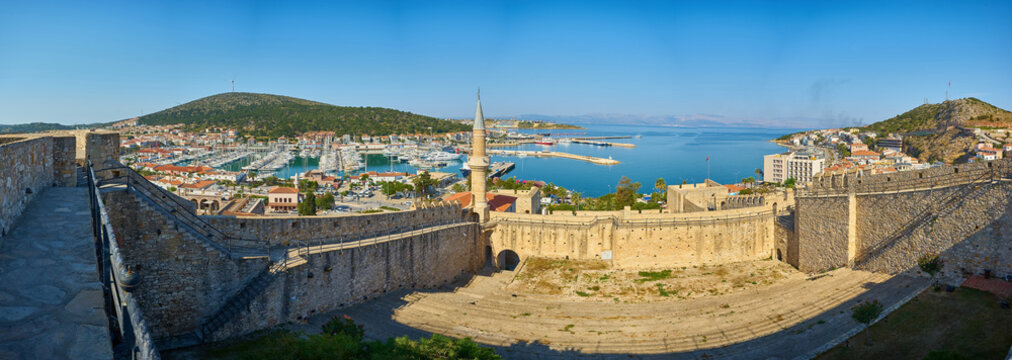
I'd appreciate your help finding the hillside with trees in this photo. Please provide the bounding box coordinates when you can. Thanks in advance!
[863,97,1012,135]
[137,92,469,138]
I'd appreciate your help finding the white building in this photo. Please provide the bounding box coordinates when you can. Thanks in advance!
[763,149,825,185]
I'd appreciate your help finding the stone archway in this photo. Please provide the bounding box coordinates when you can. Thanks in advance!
[497,250,521,271]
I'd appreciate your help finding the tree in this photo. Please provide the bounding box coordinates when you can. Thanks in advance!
[615,176,641,208]
[837,143,851,157]
[360,173,370,185]
[571,192,582,212]
[784,177,797,188]
[299,179,319,191]
[316,192,334,210]
[451,183,466,193]
[754,168,763,183]
[654,178,666,194]
[851,299,883,345]
[412,171,437,198]
[918,253,944,284]
[298,192,317,216]
[339,190,349,201]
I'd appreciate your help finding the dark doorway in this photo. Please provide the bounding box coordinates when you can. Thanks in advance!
[484,246,494,268]
[497,250,521,271]
[777,249,783,261]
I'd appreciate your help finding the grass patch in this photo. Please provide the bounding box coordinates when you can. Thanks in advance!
[656,283,674,297]
[379,206,400,211]
[575,291,591,297]
[635,270,672,283]
[817,287,1012,360]
[359,209,383,214]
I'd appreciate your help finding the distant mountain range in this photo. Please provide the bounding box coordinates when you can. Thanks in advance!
[0,122,104,134]
[136,92,469,138]
[512,113,764,128]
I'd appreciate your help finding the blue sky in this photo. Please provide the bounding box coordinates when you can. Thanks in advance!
[0,1,1009,127]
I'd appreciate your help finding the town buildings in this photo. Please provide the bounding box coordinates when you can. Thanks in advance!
[762,149,826,184]
[267,187,302,213]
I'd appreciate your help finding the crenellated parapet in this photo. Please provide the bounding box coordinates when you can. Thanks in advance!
[805,158,1010,196]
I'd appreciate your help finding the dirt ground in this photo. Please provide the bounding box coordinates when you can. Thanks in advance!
[508,258,806,303]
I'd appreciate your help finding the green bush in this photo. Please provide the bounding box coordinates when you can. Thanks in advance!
[210,316,500,360]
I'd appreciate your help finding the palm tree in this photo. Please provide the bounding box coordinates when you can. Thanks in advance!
[755,168,764,184]
[655,178,666,194]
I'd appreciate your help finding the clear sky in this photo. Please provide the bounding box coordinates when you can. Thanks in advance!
[1,1,1010,127]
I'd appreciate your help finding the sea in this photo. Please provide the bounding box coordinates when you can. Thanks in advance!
[224,124,797,197]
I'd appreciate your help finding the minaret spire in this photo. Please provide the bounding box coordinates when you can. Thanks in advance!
[469,90,490,223]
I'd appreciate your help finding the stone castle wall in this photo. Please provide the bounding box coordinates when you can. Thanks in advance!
[489,205,776,269]
[212,222,483,341]
[0,137,54,237]
[103,190,266,341]
[205,202,465,247]
[105,185,481,344]
[796,158,1012,277]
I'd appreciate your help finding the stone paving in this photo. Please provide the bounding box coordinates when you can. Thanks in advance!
[0,187,112,360]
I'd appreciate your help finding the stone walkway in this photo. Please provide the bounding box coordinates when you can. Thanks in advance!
[0,187,112,360]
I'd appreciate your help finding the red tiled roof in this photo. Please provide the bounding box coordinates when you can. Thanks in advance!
[852,150,880,157]
[181,180,216,189]
[724,184,745,193]
[446,192,517,212]
[269,187,299,194]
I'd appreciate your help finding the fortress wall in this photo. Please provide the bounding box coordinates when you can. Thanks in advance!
[205,203,465,246]
[0,130,118,239]
[612,213,773,268]
[103,190,266,341]
[52,136,78,186]
[774,215,797,267]
[808,158,1007,194]
[489,206,776,269]
[212,223,483,341]
[856,182,1012,277]
[795,195,850,272]
[796,158,1012,276]
[0,136,54,237]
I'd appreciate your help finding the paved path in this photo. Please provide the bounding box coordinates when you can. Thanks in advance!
[0,187,113,360]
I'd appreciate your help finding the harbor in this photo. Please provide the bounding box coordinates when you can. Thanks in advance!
[489,149,620,165]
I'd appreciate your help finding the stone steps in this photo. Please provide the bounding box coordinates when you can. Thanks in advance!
[373,268,895,355]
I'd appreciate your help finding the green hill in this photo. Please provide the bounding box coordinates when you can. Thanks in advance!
[863,97,1012,134]
[137,92,469,138]
[861,98,1012,163]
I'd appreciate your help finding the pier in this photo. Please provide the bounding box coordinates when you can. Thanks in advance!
[490,150,620,165]
[489,162,515,178]
[569,139,636,148]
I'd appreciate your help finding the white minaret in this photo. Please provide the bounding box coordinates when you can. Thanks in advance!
[469,89,490,222]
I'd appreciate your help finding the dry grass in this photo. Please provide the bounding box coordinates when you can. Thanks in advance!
[509,258,804,302]
[817,287,1012,360]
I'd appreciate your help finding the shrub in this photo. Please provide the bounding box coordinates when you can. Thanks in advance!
[322,315,364,342]
[918,253,944,278]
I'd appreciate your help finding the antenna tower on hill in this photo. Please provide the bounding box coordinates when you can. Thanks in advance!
[231,80,235,92]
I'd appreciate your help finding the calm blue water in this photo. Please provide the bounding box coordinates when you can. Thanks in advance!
[479,124,793,196]
[230,124,794,197]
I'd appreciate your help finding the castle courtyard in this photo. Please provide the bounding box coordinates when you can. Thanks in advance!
[286,260,929,359]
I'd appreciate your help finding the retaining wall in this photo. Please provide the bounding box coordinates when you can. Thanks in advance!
[212,223,483,341]
[489,205,777,269]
